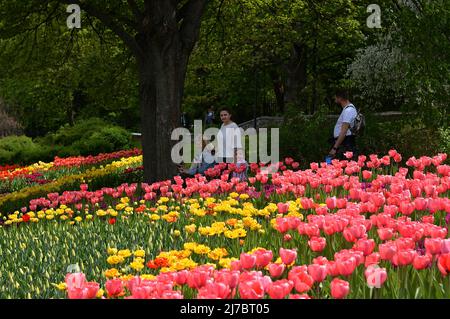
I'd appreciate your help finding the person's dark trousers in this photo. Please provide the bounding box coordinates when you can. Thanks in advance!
[330,135,358,161]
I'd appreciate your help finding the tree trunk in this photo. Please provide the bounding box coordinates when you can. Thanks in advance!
[284,43,308,109]
[137,36,188,182]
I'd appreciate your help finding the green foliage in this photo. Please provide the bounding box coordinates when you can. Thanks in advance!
[184,0,366,121]
[77,126,132,156]
[0,119,132,165]
[0,135,50,165]
[0,2,140,137]
[279,106,333,165]
[41,118,132,157]
[438,127,450,155]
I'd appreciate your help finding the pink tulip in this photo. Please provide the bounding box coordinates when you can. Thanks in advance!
[307,264,327,282]
[379,243,397,261]
[336,257,357,277]
[279,248,297,265]
[354,238,376,256]
[105,279,124,297]
[330,278,350,299]
[187,270,209,289]
[268,263,285,278]
[377,228,395,241]
[289,293,311,299]
[364,265,387,288]
[254,249,273,268]
[197,282,231,299]
[175,270,189,285]
[277,202,289,214]
[292,271,314,293]
[238,280,265,299]
[267,280,294,299]
[240,253,257,269]
[365,253,381,267]
[214,270,240,289]
[308,236,326,252]
[65,272,86,290]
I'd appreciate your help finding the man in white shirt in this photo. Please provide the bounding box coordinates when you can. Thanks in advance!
[328,89,358,160]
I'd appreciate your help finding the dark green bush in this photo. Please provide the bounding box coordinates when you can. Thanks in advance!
[77,126,132,155]
[0,118,132,165]
[0,135,51,165]
[279,107,333,166]
[38,117,132,157]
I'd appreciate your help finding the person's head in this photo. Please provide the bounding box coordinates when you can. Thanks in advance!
[219,107,232,124]
[334,89,350,107]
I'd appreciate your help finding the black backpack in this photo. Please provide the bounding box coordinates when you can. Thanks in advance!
[345,105,365,136]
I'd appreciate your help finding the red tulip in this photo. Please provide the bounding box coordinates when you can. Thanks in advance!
[413,254,432,270]
[425,238,442,255]
[437,253,450,276]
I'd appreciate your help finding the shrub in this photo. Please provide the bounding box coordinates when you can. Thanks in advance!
[77,126,132,155]
[279,108,332,166]
[38,118,132,157]
[0,136,51,165]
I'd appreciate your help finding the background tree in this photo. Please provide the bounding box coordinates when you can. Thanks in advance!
[1,0,209,182]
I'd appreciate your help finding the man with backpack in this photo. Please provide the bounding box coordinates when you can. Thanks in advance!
[328,89,363,161]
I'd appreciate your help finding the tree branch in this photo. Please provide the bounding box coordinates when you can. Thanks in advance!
[178,0,209,52]
[127,0,144,22]
[57,0,144,59]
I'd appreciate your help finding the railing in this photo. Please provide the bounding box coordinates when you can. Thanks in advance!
[131,112,411,137]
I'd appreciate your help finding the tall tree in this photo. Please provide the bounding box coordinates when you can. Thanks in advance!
[0,0,209,182]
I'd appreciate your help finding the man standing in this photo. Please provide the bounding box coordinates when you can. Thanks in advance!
[328,89,358,160]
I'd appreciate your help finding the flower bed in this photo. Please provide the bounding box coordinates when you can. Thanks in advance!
[0,151,449,299]
[0,148,141,194]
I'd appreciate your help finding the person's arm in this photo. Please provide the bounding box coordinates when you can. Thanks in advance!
[329,123,350,157]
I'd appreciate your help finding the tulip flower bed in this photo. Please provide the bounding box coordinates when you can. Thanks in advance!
[0,153,143,214]
[0,148,142,194]
[0,151,449,299]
